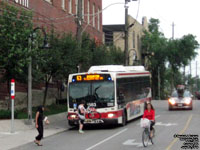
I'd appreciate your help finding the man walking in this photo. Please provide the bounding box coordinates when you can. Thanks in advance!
[78,100,86,133]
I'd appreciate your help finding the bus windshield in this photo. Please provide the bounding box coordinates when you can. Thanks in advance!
[69,81,114,108]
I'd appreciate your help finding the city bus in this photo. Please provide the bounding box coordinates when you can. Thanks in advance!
[67,65,152,126]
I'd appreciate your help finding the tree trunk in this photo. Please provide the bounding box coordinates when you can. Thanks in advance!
[43,75,51,107]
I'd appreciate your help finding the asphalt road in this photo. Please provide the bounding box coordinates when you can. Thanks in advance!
[11,100,200,150]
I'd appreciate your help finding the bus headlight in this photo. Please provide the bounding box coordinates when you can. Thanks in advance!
[108,113,115,118]
[68,114,77,119]
[184,98,191,105]
[169,98,176,105]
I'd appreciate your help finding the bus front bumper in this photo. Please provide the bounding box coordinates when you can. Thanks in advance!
[68,118,118,126]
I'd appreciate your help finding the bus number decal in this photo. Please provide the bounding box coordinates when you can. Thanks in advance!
[77,75,82,81]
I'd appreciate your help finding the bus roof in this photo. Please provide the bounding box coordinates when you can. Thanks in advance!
[88,65,147,73]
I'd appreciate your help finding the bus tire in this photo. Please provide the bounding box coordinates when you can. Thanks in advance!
[122,110,127,126]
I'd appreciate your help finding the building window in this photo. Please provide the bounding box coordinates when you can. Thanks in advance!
[105,32,113,46]
[137,35,140,51]
[15,0,29,7]
[44,0,52,3]
[68,0,72,14]
[82,0,84,20]
[97,8,100,30]
[133,32,135,48]
[62,0,65,10]
[87,0,90,24]
[93,3,95,27]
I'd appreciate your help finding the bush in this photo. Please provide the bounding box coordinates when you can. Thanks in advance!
[0,110,18,119]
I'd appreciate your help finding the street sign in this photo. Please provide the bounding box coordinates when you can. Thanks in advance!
[10,79,15,133]
[11,79,15,99]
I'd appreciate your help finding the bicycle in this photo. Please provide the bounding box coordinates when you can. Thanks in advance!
[141,119,155,147]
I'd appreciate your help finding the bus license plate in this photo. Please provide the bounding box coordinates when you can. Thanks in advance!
[178,103,183,107]
[84,119,104,124]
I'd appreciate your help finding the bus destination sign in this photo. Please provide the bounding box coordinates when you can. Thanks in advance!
[72,74,112,82]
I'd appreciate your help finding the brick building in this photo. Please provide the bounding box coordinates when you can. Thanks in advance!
[0,0,103,108]
[1,0,103,41]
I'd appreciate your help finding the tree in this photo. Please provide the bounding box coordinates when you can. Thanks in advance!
[142,18,168,99]
[167,35,199,88]
[142,18,199,99]
[34,32,79,106]
[0,2,33,96]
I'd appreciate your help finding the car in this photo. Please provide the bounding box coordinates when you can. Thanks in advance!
[168,90,193,110]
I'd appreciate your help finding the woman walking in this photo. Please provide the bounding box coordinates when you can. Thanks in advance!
[34,106,49,146]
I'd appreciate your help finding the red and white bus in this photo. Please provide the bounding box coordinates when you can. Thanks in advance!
[67,65,152,126]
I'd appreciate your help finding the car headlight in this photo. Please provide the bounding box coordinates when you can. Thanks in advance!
[184,98,191,105]
[108,113,115,118]
[169,98,176,105]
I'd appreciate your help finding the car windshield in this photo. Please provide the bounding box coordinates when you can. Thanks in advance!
[171,91,191,97]
[69,81,114,108]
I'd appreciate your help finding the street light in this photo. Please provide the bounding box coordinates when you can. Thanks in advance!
[124,0,138,66]
[27,27,49,125]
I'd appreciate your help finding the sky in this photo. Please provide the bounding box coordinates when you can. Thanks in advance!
[102,0,200,77]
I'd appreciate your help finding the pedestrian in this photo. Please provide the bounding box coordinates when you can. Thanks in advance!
[78,100,86,134]
[34,106,49,146]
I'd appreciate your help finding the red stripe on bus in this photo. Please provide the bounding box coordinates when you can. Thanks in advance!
[118,72,150,76]
[68,110,123,120]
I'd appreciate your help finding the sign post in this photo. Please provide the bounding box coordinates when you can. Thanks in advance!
[11,79,15,133]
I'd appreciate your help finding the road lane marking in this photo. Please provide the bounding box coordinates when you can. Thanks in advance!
[165,114,193,150]
[155,115,160,119]
[123,139,149,147]
[85,128,128,150]
[156,122,177,126]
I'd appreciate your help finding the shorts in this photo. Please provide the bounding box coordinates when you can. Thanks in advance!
[79,119,84,124]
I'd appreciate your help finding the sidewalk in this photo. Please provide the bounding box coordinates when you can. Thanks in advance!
[0,112,69,150]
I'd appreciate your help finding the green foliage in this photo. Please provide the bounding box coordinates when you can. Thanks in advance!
[167,34,198,69]
[0,104,67,119]
[142,18,199,99]
[0,110,18,119]
[0,2,33,85]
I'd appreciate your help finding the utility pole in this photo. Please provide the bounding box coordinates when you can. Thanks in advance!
[124,0,129,66]
[196,61,198,78]
[76,0,83,71]
[124,0,137,66]
[27,37,32,125]
[172,22,175,39]
[158,67,161,100]
[170,22,175,92]
[196,61,198,91]
[76,0,83,43]
[183,65,186,84]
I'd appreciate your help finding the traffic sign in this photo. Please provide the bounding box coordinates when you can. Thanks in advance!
[11,79,15,99]
[10,79,15,133]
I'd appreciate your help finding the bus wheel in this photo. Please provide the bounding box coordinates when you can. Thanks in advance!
[122,111,127,126]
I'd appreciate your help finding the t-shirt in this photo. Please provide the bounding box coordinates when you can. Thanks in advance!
[78,105,86,120]
[143,109,155,121]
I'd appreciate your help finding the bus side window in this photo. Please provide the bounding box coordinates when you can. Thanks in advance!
[117,90,125,104]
